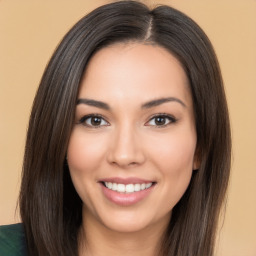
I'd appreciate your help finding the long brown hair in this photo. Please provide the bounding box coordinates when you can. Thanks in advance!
[19,1,231,255]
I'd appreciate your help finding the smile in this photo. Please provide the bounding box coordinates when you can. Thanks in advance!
[99,178,156,206]
[103,182,153,193]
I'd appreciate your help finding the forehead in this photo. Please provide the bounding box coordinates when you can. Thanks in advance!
[79,43,192,107]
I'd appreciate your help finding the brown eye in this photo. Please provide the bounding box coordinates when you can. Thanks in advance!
[155,116,166,126]
[146,114,177,127]
[79,115,109,127]
[90,117,102,126]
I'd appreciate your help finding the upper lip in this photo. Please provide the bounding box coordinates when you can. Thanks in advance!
[99,177,155,185]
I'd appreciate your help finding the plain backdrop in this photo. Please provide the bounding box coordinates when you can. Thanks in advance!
[0,0,255,255]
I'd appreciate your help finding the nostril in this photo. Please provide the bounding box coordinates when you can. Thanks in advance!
[128,162,138,166]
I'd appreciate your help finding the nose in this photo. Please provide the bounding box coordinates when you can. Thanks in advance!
[107,124,146,168]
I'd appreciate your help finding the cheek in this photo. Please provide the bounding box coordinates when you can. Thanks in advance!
[66,129,108,205]
[150,130,197,172]
[148,130,196,201]
[161,141,195,170]
[67,129,106,173]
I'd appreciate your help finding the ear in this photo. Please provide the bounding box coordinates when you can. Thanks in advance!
[193,148,201,170]
[193,158,200,170]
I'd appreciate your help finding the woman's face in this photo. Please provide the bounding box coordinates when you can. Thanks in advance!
[67,43,197,233]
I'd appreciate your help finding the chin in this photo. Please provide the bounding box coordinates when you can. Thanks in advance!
[97,209,171,234]
[103,220,151,233]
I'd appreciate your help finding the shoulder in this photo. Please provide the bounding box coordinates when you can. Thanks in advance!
[0,223,28,256]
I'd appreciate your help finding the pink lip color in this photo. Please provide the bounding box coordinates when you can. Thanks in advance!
[99,181,155,206]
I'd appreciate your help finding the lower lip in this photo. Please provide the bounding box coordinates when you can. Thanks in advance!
[100,183,155,206]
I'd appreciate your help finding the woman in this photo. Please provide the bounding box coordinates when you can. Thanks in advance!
[0,1,231,255]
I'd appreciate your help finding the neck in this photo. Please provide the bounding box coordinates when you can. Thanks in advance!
[78,209,169,256]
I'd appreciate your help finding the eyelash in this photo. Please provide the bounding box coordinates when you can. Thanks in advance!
[78,114,109,128]
[146,113,177,128]
[78,113,177,128]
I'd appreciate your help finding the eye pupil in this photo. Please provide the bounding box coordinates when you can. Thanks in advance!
[91,117,102,126]
[155,116,166,125]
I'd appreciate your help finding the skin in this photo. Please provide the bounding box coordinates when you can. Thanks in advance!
[67,43,198,256]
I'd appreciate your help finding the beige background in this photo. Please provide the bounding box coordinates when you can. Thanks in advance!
[0,0,255,255]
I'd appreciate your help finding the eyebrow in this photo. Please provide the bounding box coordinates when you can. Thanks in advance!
[76,96,186,110]
[141,97,186,108]
[77,98,110,110]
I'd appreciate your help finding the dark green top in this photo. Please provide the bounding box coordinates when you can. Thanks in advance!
[0,223,28,256]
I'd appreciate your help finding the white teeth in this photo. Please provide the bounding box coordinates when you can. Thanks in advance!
[107,182,112,189]
[145,183,152,188]
[117,184,125,192]
[125,184,134,193]
[104,182,153,193]
[112,183,117,191]
[134,184,140,192]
